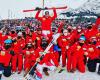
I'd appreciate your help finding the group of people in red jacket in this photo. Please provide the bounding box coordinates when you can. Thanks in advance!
[0,8,100,80]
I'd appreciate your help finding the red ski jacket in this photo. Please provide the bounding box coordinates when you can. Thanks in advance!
[35,9,57,30]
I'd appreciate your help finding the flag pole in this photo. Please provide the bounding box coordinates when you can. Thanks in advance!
[43,0,44,8]
[42,0,45,15]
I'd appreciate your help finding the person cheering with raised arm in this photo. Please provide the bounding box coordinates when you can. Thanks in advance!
[35,8,57,37]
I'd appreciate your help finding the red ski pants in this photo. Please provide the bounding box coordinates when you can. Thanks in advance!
[11,54,23,72]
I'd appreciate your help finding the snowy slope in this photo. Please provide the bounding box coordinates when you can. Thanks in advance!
[2,64,100,80]
[63,0,100,16]
[73,0,100,14]
[2,70,100,80]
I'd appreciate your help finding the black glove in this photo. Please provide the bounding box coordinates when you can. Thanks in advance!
[35,7,41,10]
[40,55,44,60]
[10,50,15,56]
[44,7,48,10]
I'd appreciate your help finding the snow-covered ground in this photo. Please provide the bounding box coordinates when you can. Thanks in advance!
[2,65,100,80]
[43,69,100,80]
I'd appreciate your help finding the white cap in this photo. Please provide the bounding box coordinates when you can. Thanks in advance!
[63,29,68,33]
[17,32,22,36]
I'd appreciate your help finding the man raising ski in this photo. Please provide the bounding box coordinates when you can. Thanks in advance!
[35,8,57,36]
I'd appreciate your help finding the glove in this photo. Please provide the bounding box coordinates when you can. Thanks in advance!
[44,7,48,10]
[10,50,15,56]
[35,7,41,10]
[40,55,44,60]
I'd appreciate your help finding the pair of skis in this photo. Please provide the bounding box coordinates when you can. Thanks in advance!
[23,6,67,12]
[23,33,61,80]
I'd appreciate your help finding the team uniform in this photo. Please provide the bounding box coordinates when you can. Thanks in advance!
[35,9,57,36]
[12,36,25,73]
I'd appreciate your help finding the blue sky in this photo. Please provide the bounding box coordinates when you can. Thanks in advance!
[0,0,87,19]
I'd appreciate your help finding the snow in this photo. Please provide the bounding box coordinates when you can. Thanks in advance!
[2,70,100,80]
[66,0,100,14]
[43,70,100,80]
[77,0,100,14]
[2,64,100,80]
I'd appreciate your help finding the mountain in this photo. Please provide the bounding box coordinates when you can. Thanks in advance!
[62,0,100,16]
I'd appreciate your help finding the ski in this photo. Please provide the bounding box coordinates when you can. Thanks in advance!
[23,33,61,80]
[23,6,67,12]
